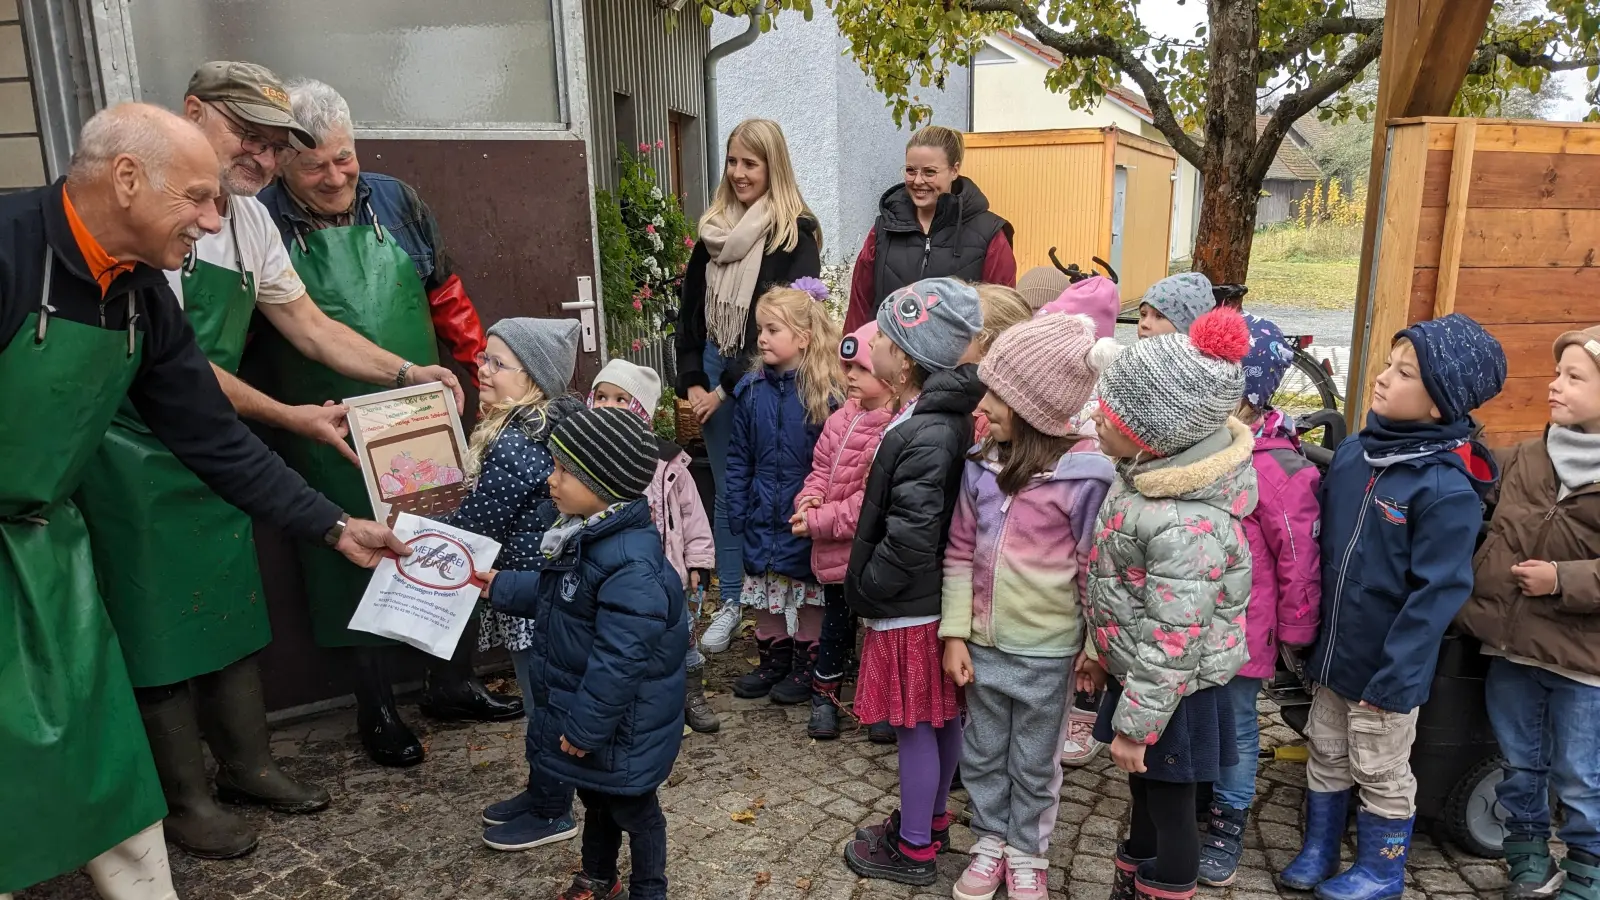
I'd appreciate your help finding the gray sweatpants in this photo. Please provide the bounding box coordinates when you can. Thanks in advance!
[961,645,1077,856]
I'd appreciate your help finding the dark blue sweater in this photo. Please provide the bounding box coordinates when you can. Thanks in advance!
[726,366,824,581]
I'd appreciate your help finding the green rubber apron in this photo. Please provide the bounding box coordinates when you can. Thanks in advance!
[0,253,164,893]
[261,212,437,647]
[75,216,272,687]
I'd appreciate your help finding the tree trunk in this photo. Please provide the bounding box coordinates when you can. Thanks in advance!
[1190,0,1262,285]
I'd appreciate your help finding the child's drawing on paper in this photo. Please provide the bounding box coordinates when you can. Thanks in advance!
[369,428,465,501]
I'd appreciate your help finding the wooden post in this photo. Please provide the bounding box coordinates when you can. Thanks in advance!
[1433,120,1477,317]
[1359,123,1432,399]
[1099,126,1119,265]
[1345,0,1494,425]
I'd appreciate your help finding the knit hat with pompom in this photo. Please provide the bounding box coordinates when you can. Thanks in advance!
[1097,307,1250,457]
[981,313,1121,437]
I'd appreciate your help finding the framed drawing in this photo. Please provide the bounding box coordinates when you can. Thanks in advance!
[344,382,471,526]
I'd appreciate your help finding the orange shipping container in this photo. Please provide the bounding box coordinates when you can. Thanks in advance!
[962,126,1177,305]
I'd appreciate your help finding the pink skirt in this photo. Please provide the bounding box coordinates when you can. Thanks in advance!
[852,622,961,727]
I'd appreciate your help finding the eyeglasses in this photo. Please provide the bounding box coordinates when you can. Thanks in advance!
[474,351,524,375]
[904,166,949,182]
[209,103,297,159]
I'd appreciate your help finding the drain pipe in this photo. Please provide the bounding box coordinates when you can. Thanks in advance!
[704,9,761,202]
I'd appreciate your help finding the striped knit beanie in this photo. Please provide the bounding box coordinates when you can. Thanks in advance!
[1097,308,1251,457]
[980,314,1121,436]
[547,407,656,503]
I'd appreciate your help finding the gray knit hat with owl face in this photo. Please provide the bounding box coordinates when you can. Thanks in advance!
[1096,308,1251,457]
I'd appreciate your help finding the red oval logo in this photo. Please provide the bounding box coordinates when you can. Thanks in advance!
[397,532,475,591]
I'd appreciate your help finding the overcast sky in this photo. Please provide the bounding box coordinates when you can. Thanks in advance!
[1129,0,1593,120]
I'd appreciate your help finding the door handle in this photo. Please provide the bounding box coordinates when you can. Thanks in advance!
[561,300,595,311]
[568,276,597,353]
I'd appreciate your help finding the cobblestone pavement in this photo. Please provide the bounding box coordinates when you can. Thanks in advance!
[20,632,1511,900]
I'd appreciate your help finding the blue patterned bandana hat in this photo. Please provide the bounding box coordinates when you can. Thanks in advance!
[876,277,984,372]
[1241,314,1296,410]
[1395,313,1507,425]
[1140,272,1215,334]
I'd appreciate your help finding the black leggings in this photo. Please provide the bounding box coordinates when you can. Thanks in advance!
[1126,775,1200,885]
[813,584,855,690]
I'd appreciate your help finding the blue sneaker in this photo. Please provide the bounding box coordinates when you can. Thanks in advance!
[1198,804,1248,886]
[481,790,536,826]
[482,811,579,852]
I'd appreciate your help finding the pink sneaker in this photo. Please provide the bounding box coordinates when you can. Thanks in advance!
[1061,705,1104,767]
[1003,846,1050,900]
[952,835,1007,900]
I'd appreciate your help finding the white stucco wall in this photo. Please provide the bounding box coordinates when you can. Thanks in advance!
[710,7,971,266]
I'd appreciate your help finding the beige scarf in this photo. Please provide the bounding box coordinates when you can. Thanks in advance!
[699,196,773,353]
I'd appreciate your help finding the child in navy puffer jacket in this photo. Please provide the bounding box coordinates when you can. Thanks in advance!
[1280,314,1505,900]
[726,284,844,701]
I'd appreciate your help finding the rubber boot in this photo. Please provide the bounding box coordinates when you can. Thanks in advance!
[418,620,522,722]
[769,640,816,705]
[868,721,899,744]
[1198,803,1249,886]
[195,657,331,814]
[1277,789,1350,891]
[1134,864,1197,900]
[136,683,258,859]
[350,646,424,767]
[684,663,720,734]
[1110,845,1155,900]
[1313,810,1413,900]
[1556,849,1600,900]
[1502,835,1562,900]
[732,637,793,699]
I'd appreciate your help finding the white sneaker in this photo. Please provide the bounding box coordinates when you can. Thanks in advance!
[699,603,745,654]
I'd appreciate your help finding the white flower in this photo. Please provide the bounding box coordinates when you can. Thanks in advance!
[651,214,665,228]
[650,186,663,200]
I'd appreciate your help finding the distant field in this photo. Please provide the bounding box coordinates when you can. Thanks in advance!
[1245,222,1362,310]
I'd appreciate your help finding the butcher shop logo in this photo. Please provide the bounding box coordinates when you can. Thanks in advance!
[398,532,474,591]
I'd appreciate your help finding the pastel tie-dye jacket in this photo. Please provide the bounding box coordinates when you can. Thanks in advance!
[1086,419,1258,743]
[940,441,1115,658]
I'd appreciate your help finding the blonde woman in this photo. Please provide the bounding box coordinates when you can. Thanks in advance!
[844,125,1017,332]
[442,317,588,853]
[675,118,822,653]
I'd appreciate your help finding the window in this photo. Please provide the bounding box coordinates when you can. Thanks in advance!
[129,2,563,129]
[612,91,636,181]
[667,113,684,201]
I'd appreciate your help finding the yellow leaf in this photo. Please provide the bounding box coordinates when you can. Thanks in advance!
[731,809,757,824]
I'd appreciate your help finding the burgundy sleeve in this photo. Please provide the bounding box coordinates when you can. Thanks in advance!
[983,230,1017,287]
[844,234,876,333]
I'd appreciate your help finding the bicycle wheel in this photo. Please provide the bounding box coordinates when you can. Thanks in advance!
[1272,350,1340,415]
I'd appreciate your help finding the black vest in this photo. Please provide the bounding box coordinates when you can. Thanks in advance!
[871,177,1012,304]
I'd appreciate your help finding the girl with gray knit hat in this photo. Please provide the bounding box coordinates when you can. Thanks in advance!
[1081,307,1259,900]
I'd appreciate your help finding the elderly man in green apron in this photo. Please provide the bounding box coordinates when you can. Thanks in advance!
[0,103,406,900]
[255,76,520,771]
[72,62,469,862]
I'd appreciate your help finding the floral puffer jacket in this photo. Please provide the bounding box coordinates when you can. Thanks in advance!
[1087,419,1258,744]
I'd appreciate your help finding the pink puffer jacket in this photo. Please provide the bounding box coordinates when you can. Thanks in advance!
[647,444,716,590]
[1239,412,1323,678]
[800,399,894,583]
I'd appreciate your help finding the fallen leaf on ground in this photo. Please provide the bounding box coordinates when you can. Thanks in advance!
[752,796,767,809]
[755,872,771,885]
[795,877,812,891]
[730,809,757,824]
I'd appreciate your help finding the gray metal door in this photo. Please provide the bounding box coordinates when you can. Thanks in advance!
[1110,165,1128,273]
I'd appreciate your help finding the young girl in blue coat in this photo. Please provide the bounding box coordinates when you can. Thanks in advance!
[726,282,845,699]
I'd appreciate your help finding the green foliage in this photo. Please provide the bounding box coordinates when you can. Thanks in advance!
[595,144,695,356]
[822,0,1599,130]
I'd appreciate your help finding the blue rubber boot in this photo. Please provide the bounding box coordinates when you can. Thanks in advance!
[1277,789,1350,891]
[1313,810,1413,900]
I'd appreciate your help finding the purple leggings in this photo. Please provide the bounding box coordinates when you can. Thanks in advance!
[896,719,964,845]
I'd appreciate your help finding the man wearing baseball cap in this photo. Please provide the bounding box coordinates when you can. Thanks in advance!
[72,60,473,862]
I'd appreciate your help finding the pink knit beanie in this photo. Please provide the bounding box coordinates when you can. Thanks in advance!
[1038,275,1120,341]
[840,321,879,375]
[979,313,1122,436]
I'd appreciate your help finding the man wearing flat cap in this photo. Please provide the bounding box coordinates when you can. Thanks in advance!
[71,61,469,862]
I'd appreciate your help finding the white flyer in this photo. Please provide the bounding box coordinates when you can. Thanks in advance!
[347,514,501,659]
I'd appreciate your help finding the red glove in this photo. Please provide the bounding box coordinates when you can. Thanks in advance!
[428,274,486,387]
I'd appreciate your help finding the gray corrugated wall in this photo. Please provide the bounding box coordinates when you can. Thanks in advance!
[585,0,710,218]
